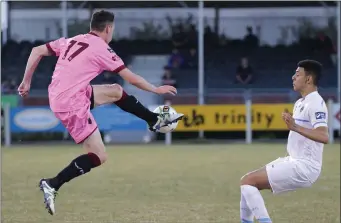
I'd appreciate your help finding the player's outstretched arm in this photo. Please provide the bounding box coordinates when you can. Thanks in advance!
[18,44,52,97]
[118,68,177,95]
[22,44,51,83]
[118,68,157,93]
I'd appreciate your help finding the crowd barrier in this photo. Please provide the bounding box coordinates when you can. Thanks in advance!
[3,101,340,146]
[172,103,340,132]
[3,105,147,146]
[152,100,340,145]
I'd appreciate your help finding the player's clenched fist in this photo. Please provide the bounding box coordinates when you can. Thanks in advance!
[17,81,31,97]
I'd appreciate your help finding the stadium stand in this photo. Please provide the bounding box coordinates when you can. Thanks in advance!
[2,1,338,106]
[2,36,337,105]
[1,39,337,89]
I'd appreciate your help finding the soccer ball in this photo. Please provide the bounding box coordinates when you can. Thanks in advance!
[153,105,179,133]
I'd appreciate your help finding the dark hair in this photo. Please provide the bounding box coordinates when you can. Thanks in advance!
[297,59,322,85]
[90,10,115,32]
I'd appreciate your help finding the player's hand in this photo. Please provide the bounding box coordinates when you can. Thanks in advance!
[282,109,293,122]
[281,110,291,122]
[282,112,297,131]
[155,85,177,95]
[17,80,31,97]
[283,108,293,116]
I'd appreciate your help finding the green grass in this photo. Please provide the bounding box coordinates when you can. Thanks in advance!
[2,143,340,223]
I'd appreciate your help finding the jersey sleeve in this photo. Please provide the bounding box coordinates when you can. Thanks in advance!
[96,47,126,73]
[46,37,66,56]
[308,100,328,129]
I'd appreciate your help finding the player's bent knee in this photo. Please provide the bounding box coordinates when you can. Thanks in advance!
[110,83,122,91]
[240,173,254,186]
[108,84,123,101]
[240,169,270,190]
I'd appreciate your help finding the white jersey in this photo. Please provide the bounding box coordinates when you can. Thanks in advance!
[287,91,328,168]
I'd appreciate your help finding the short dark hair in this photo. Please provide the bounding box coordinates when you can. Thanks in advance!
[90,10,115,32]
[297,59,322,85]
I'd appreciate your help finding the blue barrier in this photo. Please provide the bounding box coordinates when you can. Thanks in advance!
[10,105,147,133]
[92,105,147,131]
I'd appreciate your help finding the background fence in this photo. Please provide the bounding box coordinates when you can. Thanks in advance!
[2,2,340,145]
[2,99,340,146]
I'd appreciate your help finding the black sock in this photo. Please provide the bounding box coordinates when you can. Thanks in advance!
[47,153,101,191]
[114,91,158,125]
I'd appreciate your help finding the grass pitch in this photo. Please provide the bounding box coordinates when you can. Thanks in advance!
[2,143,340,223]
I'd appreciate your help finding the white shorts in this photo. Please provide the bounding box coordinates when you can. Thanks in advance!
[265,157,320,195]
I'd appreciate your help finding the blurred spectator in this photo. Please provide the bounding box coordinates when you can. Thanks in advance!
[172,25,186,48]
[235,57,253,85]
[315,32,337,66]
[9,79,18,93]
[1,80,11,94]
[204,26,219,47]
[244,26,259,48]
[1,79,17,94]
[187,24,198,46]
[168,48,184,69]
[185,48,198,69]
[162,66,177,88]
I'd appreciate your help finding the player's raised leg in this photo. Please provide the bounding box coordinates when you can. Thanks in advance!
[240,167,272,223]
[39,109,106,215]
[90,84,183,131]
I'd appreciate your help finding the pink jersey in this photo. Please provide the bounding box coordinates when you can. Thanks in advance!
[46,32,125,112]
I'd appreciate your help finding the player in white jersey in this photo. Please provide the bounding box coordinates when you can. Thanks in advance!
[239,60,329,223]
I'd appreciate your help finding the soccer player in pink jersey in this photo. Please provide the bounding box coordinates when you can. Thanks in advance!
[17,10,183,215]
